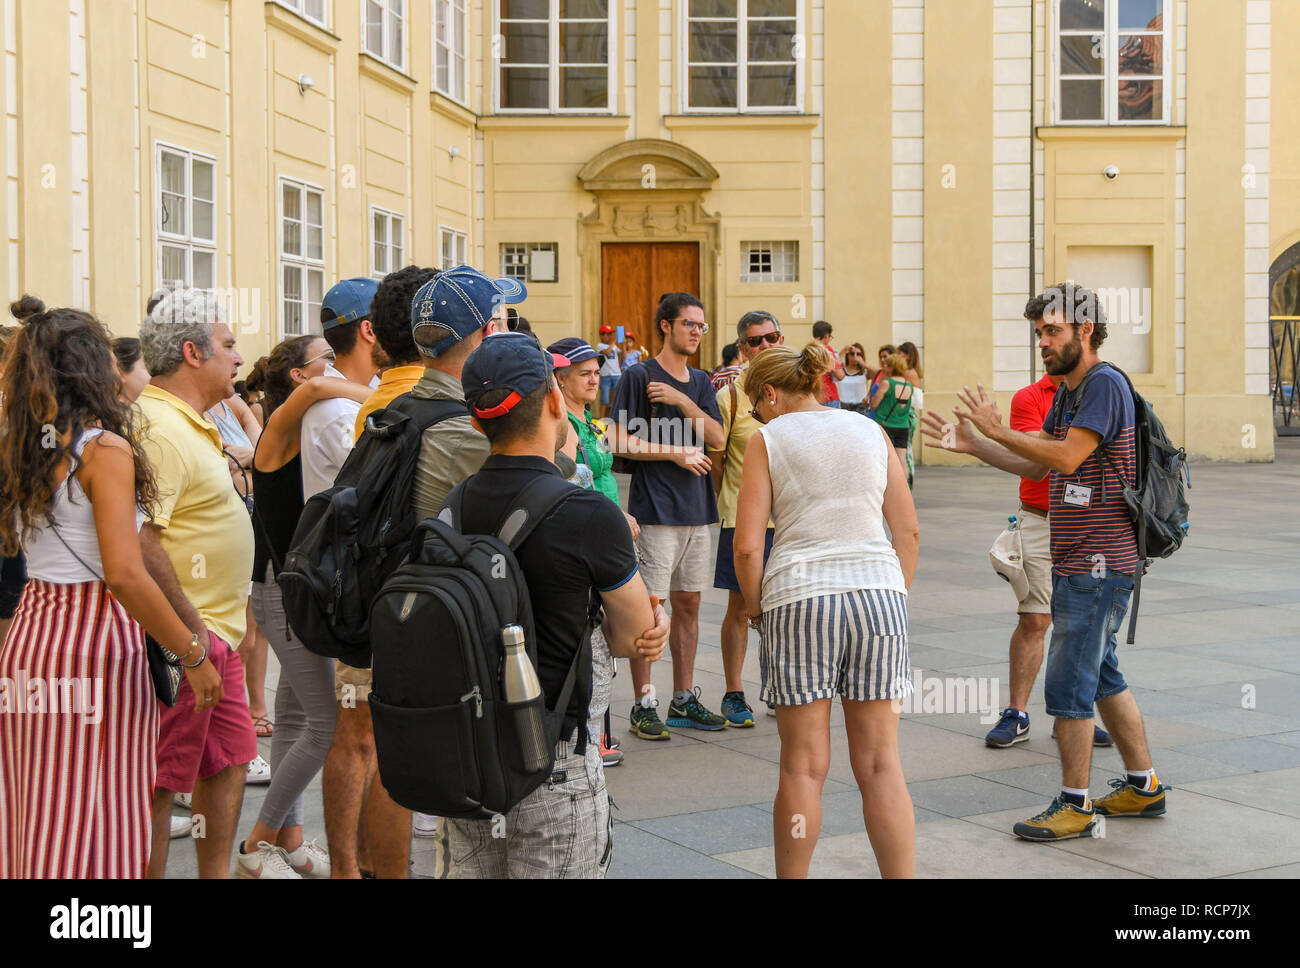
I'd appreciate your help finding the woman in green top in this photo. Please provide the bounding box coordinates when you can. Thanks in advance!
[549,337,641,537]
[869,352,916,483]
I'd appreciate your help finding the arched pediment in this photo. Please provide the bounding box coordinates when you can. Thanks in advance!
[577,139,719,193]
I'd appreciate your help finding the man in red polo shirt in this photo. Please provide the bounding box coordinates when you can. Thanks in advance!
[982,372,1113,749]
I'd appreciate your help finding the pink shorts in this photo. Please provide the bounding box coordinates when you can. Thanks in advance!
[155,632,258,793]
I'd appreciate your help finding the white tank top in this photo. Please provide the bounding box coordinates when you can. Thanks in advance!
[757,409,905,612]
[22,429,146,583]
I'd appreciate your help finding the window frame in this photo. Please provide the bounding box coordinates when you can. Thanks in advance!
[681,0,805,115]
[491,0,619,115]
[278,176,328,338]
[362,0,407,72]
[154,141,218,292]
[1050,0,1172,126]
[500,242,559,283]
[433,0,470,105]
[275,0,329,29]
[740,240,799,284]
[370,206,406,279]
[439,225,468,271]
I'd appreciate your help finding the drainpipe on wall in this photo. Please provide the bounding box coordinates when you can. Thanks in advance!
[1028,0,1037,383]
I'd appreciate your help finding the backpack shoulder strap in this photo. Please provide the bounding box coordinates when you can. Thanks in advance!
[496,475,578,551]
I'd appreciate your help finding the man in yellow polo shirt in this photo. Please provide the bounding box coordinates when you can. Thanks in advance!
[136,290,257,879]
[709,310,784,727]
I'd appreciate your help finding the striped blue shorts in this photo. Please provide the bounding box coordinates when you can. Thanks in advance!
[759,589,911,707]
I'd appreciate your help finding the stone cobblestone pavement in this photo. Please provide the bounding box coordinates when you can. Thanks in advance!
[166,440,1300,879]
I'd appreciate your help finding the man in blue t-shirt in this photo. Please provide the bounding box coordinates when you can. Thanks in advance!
[921,282,1166,844]
[608,292,726,739]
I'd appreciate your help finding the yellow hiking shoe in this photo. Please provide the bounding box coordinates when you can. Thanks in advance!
[1012,796,1098,842]
[1092,777,1169,817]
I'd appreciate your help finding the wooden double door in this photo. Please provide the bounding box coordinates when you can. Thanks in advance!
[600,242,701,368]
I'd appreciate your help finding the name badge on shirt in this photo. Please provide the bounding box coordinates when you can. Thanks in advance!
[1062,483,1093,507]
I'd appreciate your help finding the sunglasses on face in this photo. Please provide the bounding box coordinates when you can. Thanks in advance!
[743,332,782,348]
[302,349,336,368]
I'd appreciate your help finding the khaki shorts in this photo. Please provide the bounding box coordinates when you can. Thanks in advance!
[636,524,713,598]
[1017,511,1052,615]
[335,660,372,703]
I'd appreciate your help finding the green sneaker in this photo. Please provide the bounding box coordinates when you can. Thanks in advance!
[666,687,728,731]
[629,701,670,740]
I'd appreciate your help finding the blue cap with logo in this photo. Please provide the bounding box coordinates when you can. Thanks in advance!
[410,265,527,358]
[321,277,380,330]
[462,331,567,419]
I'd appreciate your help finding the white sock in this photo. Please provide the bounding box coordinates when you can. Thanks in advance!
[674,689,693,705]
[1127,768,1156,791]
[1062,785,1090,807]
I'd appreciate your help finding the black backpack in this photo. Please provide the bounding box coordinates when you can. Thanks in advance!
[277,394,467,668]
[368,474,599,819]
[1051,362,1191,643]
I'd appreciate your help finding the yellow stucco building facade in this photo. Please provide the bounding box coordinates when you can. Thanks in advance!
[2,0,1292,461]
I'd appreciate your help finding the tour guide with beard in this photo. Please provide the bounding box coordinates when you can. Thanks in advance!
[921,282,1168,843]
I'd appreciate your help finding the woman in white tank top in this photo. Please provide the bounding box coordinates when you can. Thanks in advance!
[0,297,221,878]
[734,342,920,878]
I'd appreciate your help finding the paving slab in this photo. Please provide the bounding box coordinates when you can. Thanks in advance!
[1180,767,1300,819]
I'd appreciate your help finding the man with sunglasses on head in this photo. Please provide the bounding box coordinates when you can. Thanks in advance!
[299,277,383,499]
[710,311,784,726]
[608,292,726,739]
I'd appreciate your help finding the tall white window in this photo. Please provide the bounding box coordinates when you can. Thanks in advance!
[1054,0,1170,124]
[372,207,405,278]
[440,227,467,270]
[280,178,326,336]
[434,0,469,103]
[156,145,217,290]
[495,0,615,113]
[277,0,327,26]
[685,0,801,113]
[363,0,406,71]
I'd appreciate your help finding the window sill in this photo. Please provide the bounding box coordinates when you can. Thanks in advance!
[665,114,820,130]
[359,52,418,93]
[264,2,340,53]
[478,115,631,130]
[430,91,477,125]
[1036,125,1187,141]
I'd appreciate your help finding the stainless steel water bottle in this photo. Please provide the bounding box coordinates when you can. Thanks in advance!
[501,625,550,772]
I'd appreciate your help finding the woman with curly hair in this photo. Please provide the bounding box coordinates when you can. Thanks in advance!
[0,296,222,878]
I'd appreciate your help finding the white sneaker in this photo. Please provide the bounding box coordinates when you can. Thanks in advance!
[282,838,330,878]
[169,815,194,839]
[766,701,778,718]
[174,792,192,810]
[246,755,272,785]
[412,812,440,838]
[235,841,301,879]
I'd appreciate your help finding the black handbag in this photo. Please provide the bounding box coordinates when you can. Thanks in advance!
[48,523,184,706]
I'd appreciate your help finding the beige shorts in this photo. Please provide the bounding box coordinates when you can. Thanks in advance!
[335,660,372,704]
[636,524,713,598]
[1017,510,1052,615]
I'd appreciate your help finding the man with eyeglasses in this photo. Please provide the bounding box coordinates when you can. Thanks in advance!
[298,277,383,499]
[609,292,727,739]
[709,311,785,726]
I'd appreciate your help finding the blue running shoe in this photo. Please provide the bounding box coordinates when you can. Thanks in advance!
[985,707,1030,748]
[1093,724,1114,747]
[720,691,755,728]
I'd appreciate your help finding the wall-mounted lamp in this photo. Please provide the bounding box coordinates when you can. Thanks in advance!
[298,74,315,95]
[448,145,462,159]
[1103,165,1120,181]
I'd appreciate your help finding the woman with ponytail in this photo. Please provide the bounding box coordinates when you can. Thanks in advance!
[734,340,920,878]
[0,296,222,878]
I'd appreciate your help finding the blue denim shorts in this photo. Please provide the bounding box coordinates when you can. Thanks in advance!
[1043,571,1134,719]
[600,374,619,405]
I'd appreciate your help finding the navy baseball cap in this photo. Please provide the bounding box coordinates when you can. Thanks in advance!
[321,277,380,330]
[547,337,599,367]
[462,332,567,419]
[410,265,527,358]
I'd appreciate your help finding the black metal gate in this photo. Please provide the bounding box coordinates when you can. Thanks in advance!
[1272,316,1300,436]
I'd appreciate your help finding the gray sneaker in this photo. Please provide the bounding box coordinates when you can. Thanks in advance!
[629,701,670,740]
[666,687,727,731]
